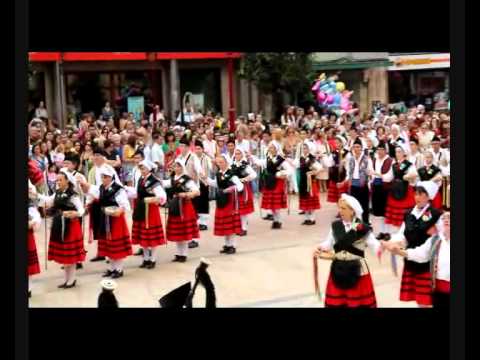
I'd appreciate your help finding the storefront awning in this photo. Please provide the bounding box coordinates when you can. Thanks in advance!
[29,52,243,62]
[313,58,393,71]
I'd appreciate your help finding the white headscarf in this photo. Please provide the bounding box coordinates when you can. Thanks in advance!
[59,169,77,187]
[269,140,283,156]
[340,193,363,220]
[303,140,317,155]
[234,147,247,163]
[416,180,440,200]
[139,160,156,172]
[173,158,187,175]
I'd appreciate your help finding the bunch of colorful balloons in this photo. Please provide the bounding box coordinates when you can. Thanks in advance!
[311,73,355,114]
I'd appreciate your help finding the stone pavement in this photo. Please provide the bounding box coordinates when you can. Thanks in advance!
[29,193,417,308]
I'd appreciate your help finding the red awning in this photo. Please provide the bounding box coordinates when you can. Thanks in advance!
[28,52,61,61]
[61,52,148,61]
[155,52,243,60]
[28,52,243,62]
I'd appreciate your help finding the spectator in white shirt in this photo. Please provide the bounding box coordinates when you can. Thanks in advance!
[151,133,165,178]
[202,129,217,159]
[35,101,48,119]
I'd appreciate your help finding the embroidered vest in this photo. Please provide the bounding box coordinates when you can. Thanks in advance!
[348,154,369,187]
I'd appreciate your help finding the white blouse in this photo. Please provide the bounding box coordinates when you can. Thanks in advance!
[372,155,394,182]
[252,156,294,178]
[318,220,381,255]
[28,206,41,230]
[37,192,85,217]
[125,179,167,205]
[162,177,200,193]
[206,171,244,192]
[232,161,257,182]
[406,234,450,282]
[87,184,131,213]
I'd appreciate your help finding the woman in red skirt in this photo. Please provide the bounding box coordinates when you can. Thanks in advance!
[417,151,444,210]
[385,181,442,307]
[293,141,323,225]
[313,194,383,307]
[79,166,132,279]
[203,155,244,254]
[162,160,200,262]
[252,141,293,230]
[37,170,86,289]
[27,182,41,297]
[230,148,257,236]
[384,146,418,235]
[384,208,450,309]
[28,203,41,297]
[126,160,167,269]
[327,136,349,203]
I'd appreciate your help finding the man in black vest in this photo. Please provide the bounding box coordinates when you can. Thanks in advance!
[340,138,374,224]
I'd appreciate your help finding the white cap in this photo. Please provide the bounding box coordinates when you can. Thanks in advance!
[200,257,212,266]
[340,193,364,220]
[100,279,117,291]
[98,165,116,178]
[139,160,155,172]
[269,141,283,155]
[416,180,440,200]
[59,169,77,186]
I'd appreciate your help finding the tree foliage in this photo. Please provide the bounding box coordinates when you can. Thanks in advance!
[239,53,315,103]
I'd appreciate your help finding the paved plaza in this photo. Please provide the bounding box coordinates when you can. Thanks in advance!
[29,194,416,308]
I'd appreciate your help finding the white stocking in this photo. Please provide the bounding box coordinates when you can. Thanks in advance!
[241,216,248,231]
[176,241,188,256]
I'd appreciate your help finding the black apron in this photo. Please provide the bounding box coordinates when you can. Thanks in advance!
[262,156,285,190]
[49,189,78,244]
[330,220,371,289]
[168,175,191,217]
[298,155,316,197]
[132,175,161,222]
[215,170,235,209]
[92,183,122,239]
[403,207,442,273]
[391,160,412,200]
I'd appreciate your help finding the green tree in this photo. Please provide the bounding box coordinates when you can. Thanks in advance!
[239,53,315,121]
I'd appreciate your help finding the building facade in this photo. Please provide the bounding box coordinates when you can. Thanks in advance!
[28,52,258,128]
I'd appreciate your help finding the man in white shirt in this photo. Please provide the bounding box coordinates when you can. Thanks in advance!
[340,138,374,223]
[224,139,237,165]
[430,136,450,167]
[177,135,203,248]
[150,133,165,179]
[202,129,217,159]
[235,131,250,154]
[149,105,165,126]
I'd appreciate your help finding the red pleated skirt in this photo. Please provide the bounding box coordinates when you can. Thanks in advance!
[385,186,416,227]
[238,182,255,215]
[28,229,40,275]
[324,273,377,308]
[132,203,166,247]
[327,180,349,203]
[261,178,287,210]
[166,199,199,242]
[399,269,433,305]
[48,218,86,265]
[299,179,321,211]
[431,190,443,211]
[97,215,132,260]
[214,193,242,236]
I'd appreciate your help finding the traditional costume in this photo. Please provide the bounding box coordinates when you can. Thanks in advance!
[384,158,417,228]
[37,170,86,288]
[176,136,203,249]
[192,140,213,231]
[404,211,450,309]
[293,141,322,225]
[417,163,443,210]
[317,194,382,307]
[206,158,244,254]
[230,148,257,235]
[327,138,349,203]
[345,139,374,223]
[254,142,293,229]
[126,160,167,269]
[86,166,132,278]
[370,142,394,238]
[162,160,200,262]
[389,181,442,306]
